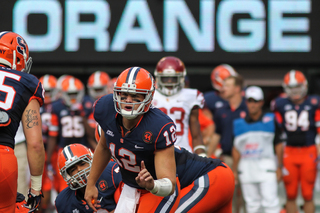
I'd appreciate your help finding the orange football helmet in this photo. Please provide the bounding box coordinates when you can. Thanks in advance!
[0,31,32,73]
[210,64,237,91]
[58,143,93,190]
[283,70,308,101]
[87,71,111,99]
[114,67,155,119]
[60,76,85,106]
[39,74,57,104]
[154,56,186,96]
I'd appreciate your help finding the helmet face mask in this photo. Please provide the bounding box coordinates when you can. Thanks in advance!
[58,144,93,190]
[60,76,85,106]
[87,71,111,99]
[283,70,308,102]
[0,31,32,73]
[113,67,155,120]
[154,56,186,96]
[39,74,57,104]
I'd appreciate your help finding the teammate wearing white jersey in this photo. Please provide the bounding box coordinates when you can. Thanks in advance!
[152,56,206,156]
[232,86,283,213]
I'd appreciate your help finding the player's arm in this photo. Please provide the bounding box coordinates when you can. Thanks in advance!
[46,113,58,168]
[207,111,222,158]
[85,130,111,211]
[274,118,284,182]
[231,146,240,185]
[207,133,220,158]
[22,99,45,195]
[154,145,176,194]
[189,106,206,156]
[136,146,176,196]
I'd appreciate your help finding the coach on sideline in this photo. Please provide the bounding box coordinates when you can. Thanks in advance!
[232,86,283,213]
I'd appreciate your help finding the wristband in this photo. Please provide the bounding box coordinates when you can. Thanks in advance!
[193,145,206,152]
[198,153,207,158]
[30,175,42,191]
[148,178,172,197]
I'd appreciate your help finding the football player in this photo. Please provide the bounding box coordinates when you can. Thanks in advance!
[152,56,206,156]
[95,123,234,213]
[271,70,320,213]
[85,67,180,213]
[203,64,238,157]
[87,70,112,100]
[55,143,122,213]
[86,71,112,130]
[0,31,45,212]
[39,74,58,212]
[46,76,96,193]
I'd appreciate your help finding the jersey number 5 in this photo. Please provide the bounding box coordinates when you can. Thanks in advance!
[0,72,21,110]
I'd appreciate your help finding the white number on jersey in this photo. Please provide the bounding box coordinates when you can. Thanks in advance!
[0,72,21,110]
[61,116,85,137]
[285,110,310,131]
[109,143,140,172]
[159,107,185,136]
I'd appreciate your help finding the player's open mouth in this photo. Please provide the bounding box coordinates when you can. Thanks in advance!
[124,106,133,111]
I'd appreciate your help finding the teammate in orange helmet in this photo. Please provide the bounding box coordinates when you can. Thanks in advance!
[46,76,96,193]
[86,71,112,130]
[85,67,180,213]
[87,71,111,100]
[204,64,238,157]
[39,74,58,212]
[0,31,45,212]
[55,143,122,213]
[271,70,320,213]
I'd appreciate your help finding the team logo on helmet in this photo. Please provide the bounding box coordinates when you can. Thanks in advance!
[142,131,153,144]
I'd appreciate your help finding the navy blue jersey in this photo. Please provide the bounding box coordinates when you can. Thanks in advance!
[214,98,248,155]
[40,103,53,149]
[94,94,177,189]
[49,99,89,148]
[0,67,44,149]
[175,147,224,189]
[203,91,228,115]
[271,95,320,146]
[82,95,94,118]
[55,161,121,213]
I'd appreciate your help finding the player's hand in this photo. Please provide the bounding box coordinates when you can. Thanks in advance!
[24,189,43,213]
[276,167,282,183]
[135,161,154,190]
[84,184,99,212]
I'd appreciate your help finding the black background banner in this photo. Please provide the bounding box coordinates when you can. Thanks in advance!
[0,0,319,65]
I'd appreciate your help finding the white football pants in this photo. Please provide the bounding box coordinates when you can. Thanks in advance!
[241,179,280,213]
